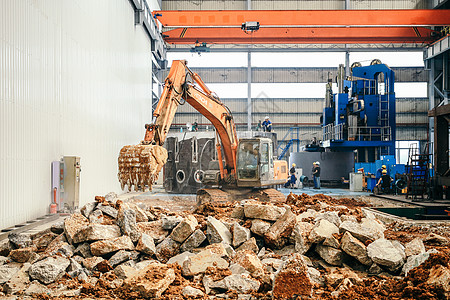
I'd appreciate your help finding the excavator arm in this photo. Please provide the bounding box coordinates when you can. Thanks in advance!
[118,60,238,191]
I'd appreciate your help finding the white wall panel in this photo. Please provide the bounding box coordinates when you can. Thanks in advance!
[0,0,153,229]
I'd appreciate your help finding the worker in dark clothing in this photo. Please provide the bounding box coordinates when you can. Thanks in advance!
[312,161,321,189]
[284,163,297,188]
[377,169,393,194]
[376,165,388,179]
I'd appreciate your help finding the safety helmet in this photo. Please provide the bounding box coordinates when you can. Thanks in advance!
[382,165,387,169]
[382,170,387,174]
[292,163,296,167]
[315,161,320,165]
[265,116,269,120]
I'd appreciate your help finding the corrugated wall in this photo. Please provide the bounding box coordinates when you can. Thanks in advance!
[0,0,153,229]
[173,97,429,141]
[162,67,428,83]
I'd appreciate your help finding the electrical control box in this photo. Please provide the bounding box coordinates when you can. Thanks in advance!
[62,156,81,211]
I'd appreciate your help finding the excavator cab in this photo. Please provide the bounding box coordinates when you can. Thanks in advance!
[236,138,286,187]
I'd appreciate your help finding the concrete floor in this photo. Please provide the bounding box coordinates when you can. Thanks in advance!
[279,187,371,197]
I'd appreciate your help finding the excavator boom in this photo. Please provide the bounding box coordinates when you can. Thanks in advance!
[118,60,239,191]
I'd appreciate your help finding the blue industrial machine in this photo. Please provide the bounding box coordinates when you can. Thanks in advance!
[321,60,396,163]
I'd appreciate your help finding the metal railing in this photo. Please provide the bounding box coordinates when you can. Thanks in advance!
[323,124,391,141]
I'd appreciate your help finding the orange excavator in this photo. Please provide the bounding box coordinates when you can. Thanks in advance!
[118,60,288,204]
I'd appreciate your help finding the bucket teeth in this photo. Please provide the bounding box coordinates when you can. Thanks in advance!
[118,144,168,192]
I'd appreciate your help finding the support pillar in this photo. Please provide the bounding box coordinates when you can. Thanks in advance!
[247,51,252,131]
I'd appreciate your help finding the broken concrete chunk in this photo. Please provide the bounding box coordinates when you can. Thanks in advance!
[232,223,251,248]
[104,192,118,203]
[250,219,272,236]
[97,203,118,218]
[339,219,384,243]
[340,232,372,266]
[264,208,296,249]
[72,224,121,243]
[234,250,264,274]
[315,211,342,227]
[74,243,92,258]
[3,263,30,294]
[90,235,134,256]
[123,263,175,298]
[170,215,198,243]
[215,274,261,293]
[114,261,138,280]
[230,263,250,275]
[80,202,97,218]
[182,248,229,276]
[117,208,140,243]
[309,219,339,244]
[82,257,105,270]
[367,238,405,271]
[29,257,70,284]
[272,253,313,299]
[123,203,149,223]
[33,232,57,250]
[24,280,51,296]
[402,252,430,276]
[137,220,169,244]
[155,237,180,263]
[236,237,259,253]
[294,222,314,254]
[230,204,245,219]
[108,250,131,267]
[8,233,32,248]
[136,233,156,255]
[9,246,36,263]
[297,209,319,222]
[308,267,325,287]
[244,202,286,221]
[63,213,89,244]
[182,285,205,298]
[0,265,20,284]
[67,258,83,274]
[206,216,232,245]
[323,236,340,249]
[89,209,103,224]
[404,237,426,257]
[167,251,195,267]
[180,229,206,252]
[316,244,344,266]
[161,215,183,230]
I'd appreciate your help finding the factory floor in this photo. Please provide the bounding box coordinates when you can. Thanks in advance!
[279,187,371,197]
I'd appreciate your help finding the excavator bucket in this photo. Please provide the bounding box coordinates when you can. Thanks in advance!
[118,144,168,192]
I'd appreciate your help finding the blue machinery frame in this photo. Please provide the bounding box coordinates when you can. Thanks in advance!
[321,63,396,162]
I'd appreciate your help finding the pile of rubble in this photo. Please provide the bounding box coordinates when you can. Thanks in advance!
[0,192,449,299]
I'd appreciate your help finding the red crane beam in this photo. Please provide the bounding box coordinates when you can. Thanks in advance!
[162,27,438,44]
[153,10,450,45]
[154,10,450,28]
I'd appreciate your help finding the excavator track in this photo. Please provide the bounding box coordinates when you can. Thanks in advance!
[196,189,230,207]
[118,144,167,192]
[250,188,286,202]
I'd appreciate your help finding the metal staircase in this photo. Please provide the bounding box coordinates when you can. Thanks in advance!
[277,127,301,160]
[406,143,431,201]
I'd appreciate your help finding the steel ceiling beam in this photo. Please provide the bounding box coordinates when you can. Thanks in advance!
[161,27,439,44]
[154,10,450,45]
[154,10,450,28]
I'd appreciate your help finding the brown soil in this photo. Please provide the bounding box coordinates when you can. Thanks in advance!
[320,252,450,300]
